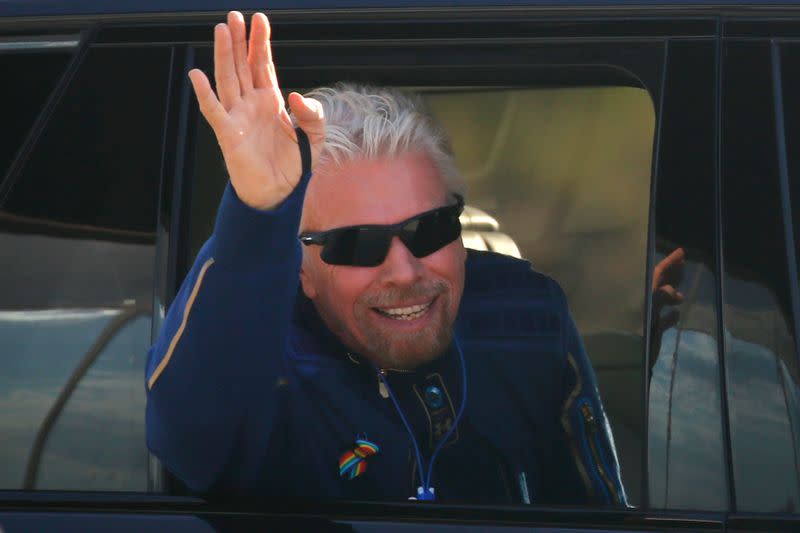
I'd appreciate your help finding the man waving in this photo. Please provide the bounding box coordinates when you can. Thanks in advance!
[146,10,625,505]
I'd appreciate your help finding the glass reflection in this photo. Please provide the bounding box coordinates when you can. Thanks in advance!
[646,39,726,512]
[37,313,151,490]
[725,276,800,512]
[722,40,800,512]
[0,233,154,490]
[0,43,167,492]
[648,250,726,511]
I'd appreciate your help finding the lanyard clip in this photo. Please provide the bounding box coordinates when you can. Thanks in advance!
[408,486,436,501]
[377,368,389,399]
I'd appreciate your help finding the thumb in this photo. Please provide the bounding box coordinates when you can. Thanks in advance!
[289,92,325,136]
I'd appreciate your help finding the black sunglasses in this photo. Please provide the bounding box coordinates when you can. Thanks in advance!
[299,195,464,267]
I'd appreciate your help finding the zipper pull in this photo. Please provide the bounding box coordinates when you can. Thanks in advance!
[378,369,389,399]
[581,403,596,430]
[579,401,622,505]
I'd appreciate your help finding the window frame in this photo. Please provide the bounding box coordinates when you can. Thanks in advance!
[0,28,176,494]
[720,16,800,527]
[0,29,90,205]
[5,6,781,530]
[163,10,719,525]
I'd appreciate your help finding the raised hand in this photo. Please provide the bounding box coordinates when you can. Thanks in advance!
[649,247,686,370]
[188,11,325,210]
[652,247,685,309]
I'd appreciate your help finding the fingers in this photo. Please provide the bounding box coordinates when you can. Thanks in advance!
[249,12,286,112]
[261,14,281,91]
[660,247,686,272]
[289,93,325,135]
[227,11,254,94]
[652,247,686,290]
[248,12,270,89]
[214,23,241,109]
[188,69,229,135]
[654,284,684,307]
[288,93,326,164]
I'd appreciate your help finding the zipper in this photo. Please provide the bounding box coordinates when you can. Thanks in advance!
[346,351,413,373]
[561,354,595,498]
[348,352,409,399]
[375,367,412,399]
[383,366,413,373]
[580,401,621,505]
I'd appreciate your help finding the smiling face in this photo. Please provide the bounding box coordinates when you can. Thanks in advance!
[299,151,466,370]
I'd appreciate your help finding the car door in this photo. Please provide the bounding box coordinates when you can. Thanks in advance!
[174,7,726,530]
[6,3,795,531]
[720,14,800,533]
[0,28,170,493]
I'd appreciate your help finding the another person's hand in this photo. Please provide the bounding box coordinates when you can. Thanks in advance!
[188,11,325,210]
[652,247,685,317]
[649,247,686,369]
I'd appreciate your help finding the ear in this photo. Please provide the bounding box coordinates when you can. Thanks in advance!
[299,256,318,300]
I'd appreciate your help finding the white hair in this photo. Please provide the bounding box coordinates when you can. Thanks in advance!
[299,83,464,196]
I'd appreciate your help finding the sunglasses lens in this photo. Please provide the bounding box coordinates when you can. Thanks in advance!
[313,201,463,266]
[321,227,392,266]
[401,207,462,258]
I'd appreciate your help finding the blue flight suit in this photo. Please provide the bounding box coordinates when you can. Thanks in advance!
[145,171,626,505]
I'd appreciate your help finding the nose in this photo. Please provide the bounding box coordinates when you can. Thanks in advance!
[378,236,424,285]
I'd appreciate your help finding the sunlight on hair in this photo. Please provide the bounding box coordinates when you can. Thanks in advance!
[298,83,465,196]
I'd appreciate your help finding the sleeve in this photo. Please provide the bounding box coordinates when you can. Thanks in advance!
[556,287,628,507]
[144,173,310,492]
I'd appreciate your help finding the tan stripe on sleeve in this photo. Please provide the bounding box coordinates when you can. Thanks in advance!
[147,257,215,390]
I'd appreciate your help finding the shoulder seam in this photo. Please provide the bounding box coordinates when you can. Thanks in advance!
[147,257,216,390]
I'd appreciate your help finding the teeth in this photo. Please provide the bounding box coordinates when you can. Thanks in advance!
[377,301,432,320]
[383,303,429,315]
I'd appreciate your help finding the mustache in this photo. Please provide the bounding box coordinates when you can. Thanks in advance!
[361,279,449,308]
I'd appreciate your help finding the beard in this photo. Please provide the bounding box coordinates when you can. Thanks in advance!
[353,279,457,370]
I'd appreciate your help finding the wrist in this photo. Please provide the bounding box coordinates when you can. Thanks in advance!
[230,177,295,212]
[211,172,311,266]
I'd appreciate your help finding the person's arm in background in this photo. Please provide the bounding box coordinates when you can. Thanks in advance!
[144,11,325,493]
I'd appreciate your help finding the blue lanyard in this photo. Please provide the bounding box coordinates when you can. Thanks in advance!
[376,335,468,501]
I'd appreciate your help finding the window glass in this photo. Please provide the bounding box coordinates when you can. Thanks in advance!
[3,47,163,232]
[423,87,654,505]
[0,49,72,178]
[722,40,800,512]
[188,83,655,505]
[0,46,170,490]
[646,40,727,511]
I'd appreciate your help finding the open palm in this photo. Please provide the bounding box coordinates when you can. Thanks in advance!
[189,11,325,210]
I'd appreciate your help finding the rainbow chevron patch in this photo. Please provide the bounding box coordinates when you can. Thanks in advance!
[339,438,380,479]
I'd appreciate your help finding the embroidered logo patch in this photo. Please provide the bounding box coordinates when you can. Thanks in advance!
[414,374,458,448]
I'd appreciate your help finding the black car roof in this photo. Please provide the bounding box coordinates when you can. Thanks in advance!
[1,0,799,18]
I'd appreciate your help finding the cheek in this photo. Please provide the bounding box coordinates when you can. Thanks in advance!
[427,242,466,283]
[426,243,466,307]
[321,267,376,316]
